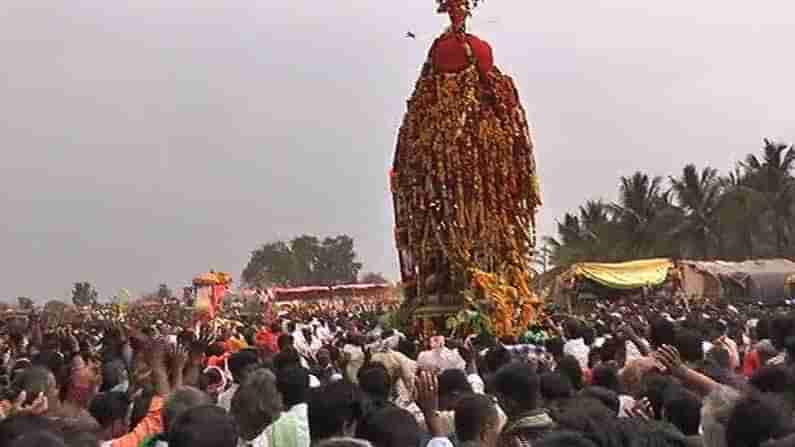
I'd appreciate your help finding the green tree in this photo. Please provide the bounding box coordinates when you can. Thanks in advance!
[360,272,389,284]
[43,299,69,317]
[17,297,34,310]
[315,235,363,285]
[577,200,622,260]
[547,200,622,265]
[611,172,677,259]
[242,235,363,287]
[546,213,583,266]
[549,140,795,264]
[546,139,795,265]
[549,173,677,265]
[717,167,765,260]
[242,241,295,288]
[156,284,173,300]
[669,164,723,259]
[532,242,554,273]
[741,139,795,256]
[291,235,322,285]
[72,282,98,307]
[115,289,132,305]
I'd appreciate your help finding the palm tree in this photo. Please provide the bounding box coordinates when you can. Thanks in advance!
[578,200,623,261]
[547,213,586,266]
[669,164,723,259]
[579,200,611,232]
[741,139,795,256]
[546,200,619,265]
[717,167,765,260]
[611,172,675,259]
[532,242,554,273]
[549,140,795,263]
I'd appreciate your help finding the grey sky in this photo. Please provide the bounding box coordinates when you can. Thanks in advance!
[1,1,793,300]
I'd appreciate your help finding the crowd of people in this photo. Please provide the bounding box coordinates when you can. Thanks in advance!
[2,296,795,447]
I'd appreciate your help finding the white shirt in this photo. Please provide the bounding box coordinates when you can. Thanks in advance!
[427,438,454,447]
[626,340,643,362]
[289,403,310,447]
[218,383,240,411]
[307,337,323,356]
[417,348,465,372]
[314,323,331,343]
[343,344,365,383]
[563,338,590,370]
[437,397,507,436]
[467,373,485,394]
[105,442,167,447]
[618,395,636,418]
[366,334,404,353]
[292,330,310,357]
[240,427,270,447]
[309,374,321,388]
[241,403,310,447]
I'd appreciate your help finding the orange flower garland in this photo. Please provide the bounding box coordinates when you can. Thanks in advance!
[392,3,541,336]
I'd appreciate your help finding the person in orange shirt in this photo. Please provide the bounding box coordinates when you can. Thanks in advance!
[106,339,191,447]
[224,336,248,354]
[90,392,135,442]
[742,340,778,377]
[206,342,230,369]
[255,323,282,355]
[106,394,164,447]
[104,347,170,447]
[126,388,212,447]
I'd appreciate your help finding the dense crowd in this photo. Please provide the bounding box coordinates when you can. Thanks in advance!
[2,297,795,447]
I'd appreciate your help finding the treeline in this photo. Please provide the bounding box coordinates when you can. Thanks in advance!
[242,234,376,288]
[547,138,795,266]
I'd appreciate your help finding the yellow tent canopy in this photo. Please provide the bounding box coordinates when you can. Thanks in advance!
[572,258,674,290]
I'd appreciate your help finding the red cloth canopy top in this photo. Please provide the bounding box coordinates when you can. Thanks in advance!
[431,32,494,75]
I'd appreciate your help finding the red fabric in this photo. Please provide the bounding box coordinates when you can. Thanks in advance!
[583,368,593,386]
[431,33,494,75]
[743,350,761,377]
[255,330,281,353]
[196,286,215,320]
[66,375,96,409]
[207,353,230,368]
[212,285,226,310]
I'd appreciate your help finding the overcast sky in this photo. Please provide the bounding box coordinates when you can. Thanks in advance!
[1,1,794,300]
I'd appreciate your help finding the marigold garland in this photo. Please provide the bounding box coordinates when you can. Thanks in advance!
[392,21,542,337]
[436,0,485,13]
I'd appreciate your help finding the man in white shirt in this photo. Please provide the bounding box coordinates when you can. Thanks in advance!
[290,323,311,359]
[562,319,590,370]
[219,350,259,411]
[417,336,466,372]
[271,366,311,447]
[217,383,238,413]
